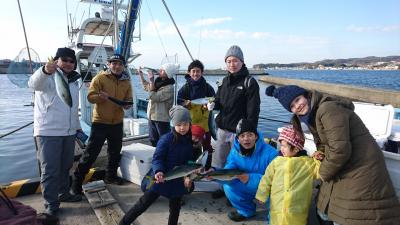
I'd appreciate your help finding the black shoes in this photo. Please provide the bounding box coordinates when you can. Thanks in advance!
[227,211,246,222]
[59,192,82,202]
[104,176,124,185]
[211,189,225,199]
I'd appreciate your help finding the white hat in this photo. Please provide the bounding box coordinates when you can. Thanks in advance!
[161,63,179,78]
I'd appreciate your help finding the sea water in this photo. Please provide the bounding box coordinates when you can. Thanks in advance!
[1,70,399,183]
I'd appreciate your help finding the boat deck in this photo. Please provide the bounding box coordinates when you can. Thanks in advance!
[17,181,270,225]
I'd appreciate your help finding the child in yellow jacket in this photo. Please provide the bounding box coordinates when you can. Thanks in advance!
[255,126,323,225]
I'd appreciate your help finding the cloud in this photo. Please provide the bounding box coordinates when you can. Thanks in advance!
[143,20,178,36]
[346,24,400,32]
[193,17,232,26]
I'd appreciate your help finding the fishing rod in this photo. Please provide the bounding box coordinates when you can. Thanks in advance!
[258,116,289,124]
[0,122,33,139]
[16,0,33,74]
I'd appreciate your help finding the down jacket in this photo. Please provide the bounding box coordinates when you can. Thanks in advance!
[28,66,81,136]
[306,91,400,225]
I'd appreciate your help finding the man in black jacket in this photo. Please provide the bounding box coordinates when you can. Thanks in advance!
[207,45,260,198]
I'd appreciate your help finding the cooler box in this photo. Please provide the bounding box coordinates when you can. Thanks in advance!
[118,143,155,185]
[132,118,148,136]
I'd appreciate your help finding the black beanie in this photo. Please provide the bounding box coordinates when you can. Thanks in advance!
[236,119,257,136]
[265,85,307,112]
[54,47,77,70]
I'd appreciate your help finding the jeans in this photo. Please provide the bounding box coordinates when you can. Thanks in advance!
[148,120,170,147]
[119,191,182,225]
[73,122,123,191]
[36,135,75,211]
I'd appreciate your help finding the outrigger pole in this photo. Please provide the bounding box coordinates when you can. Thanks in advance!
[161,0,194,61]
[16,0,33,74]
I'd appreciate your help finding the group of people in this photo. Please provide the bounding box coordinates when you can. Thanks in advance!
[28,45,400,225]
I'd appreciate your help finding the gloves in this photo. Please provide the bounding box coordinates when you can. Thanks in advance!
[207,102,215,111]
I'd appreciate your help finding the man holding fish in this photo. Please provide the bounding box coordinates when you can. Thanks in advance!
[177,59,215,169]
[28,47,82,216]
[72,54,133,193]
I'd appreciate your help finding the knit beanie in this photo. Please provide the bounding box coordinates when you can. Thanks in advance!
[191,125,205,140]
[236,119,257,136]
[265,85,307,112]
[161,63,179,78]
[54,47,76,62]
[278,126,305,150]
[169,105,191,126]
[225,45,244,62]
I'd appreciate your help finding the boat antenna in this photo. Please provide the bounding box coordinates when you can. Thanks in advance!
[16,0,33,74]
[161,0,194,61]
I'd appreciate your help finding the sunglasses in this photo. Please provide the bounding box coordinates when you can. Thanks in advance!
[60,58,75,64]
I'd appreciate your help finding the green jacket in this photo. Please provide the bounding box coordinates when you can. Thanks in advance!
[307,91,399,225]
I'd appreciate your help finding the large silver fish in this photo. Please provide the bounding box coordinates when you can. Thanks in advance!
[163,163,203,181]
[190,97,214,105]
[54,68,72,107]
[207,169,245,181]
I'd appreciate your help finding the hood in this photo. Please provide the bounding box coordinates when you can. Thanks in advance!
[232,131,266,156]
[309,90,354,117]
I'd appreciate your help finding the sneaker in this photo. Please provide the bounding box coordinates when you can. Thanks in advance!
[44,208,59,216]
[211,189,225,199]
[59,192,82,202]
[104,176,124,185]
[227,211,246,222]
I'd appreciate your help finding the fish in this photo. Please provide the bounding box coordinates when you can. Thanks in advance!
[163,163,203,181]
[208,110,217,140]
[142,66,159,75]
[107,96,133,106]
[54,68,73,107]
[206,169,245,181]
[48,57,72,108]
[190,97,214,105]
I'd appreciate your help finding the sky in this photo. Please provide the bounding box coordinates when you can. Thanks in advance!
[1,0,400,69]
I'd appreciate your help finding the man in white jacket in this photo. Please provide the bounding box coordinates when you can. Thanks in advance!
[28,47,82,217]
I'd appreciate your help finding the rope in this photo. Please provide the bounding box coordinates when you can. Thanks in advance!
[145,0,168,57]
[0,121,33,139]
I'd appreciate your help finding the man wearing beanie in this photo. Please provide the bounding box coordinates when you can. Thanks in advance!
[206,45,260,199]
[72,53,133,193]
[221,119,277,221]
[28,47,82,216]
[265,85,400,224]
[137,63,177,147]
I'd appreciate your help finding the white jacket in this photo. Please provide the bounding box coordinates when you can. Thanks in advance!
[28,67,81,136]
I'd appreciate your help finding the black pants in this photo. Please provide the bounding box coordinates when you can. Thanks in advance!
[73,122,123,190]
[148,120,170,147]
[119,191,182,225]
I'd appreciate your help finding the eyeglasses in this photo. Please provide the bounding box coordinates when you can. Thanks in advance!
[60,58,75,64]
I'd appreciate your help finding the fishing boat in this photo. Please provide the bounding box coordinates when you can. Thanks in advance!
[2,1,399,224]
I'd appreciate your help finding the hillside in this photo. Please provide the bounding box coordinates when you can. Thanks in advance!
[254,56,400,70]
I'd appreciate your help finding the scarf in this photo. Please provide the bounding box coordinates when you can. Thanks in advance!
[154,77,175,91]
